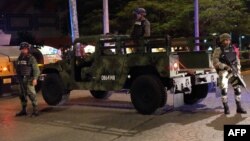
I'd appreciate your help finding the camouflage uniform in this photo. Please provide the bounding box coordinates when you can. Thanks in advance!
[130,8,150,53]
[212,33,246,114]
[131,18,150,38]
[16,42,40,116]
[131,8,150,38]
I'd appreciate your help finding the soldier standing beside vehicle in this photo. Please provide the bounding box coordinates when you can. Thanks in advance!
[16,42,40,117]
[212,33,247,115]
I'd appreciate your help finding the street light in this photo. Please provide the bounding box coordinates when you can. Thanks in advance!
[194,0,200,51]
[239,35,245,50]
[103,0,110,34]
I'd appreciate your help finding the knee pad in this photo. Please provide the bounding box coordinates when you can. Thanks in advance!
[221,96,228,103]
[234,87,241,95]
[235,95,241,102]
[221,89,227,96]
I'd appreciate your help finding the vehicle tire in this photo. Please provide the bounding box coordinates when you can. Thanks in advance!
[184,84,208,105]
[41,73,69,105]
[90,90,112,99]
[130,75,162,115]
[195,84,209,99]
[156,78,167,107]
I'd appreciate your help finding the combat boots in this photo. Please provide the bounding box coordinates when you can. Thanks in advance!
[16,106,27,117]
[234,88,247,114]
[223,102,230,115]
[236,101,247,114]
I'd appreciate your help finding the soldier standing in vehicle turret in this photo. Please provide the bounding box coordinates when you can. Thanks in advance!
[212,33,247,115]
[131,7,150,38]
[130,8,150,53]
[16,42,40,117]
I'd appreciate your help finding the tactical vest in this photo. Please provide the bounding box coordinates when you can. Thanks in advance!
[16,55,32,76]
[219,46,237,67]
[131,20,145,38]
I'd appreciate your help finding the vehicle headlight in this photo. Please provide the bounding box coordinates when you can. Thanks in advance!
[2,66,8,71]
[0,66,9,72]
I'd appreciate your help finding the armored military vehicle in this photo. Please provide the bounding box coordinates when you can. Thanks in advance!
[40,35,217,114]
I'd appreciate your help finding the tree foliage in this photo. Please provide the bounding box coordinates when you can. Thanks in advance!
[112,0,250,37]
[199,0,250,35]
[113,0,193,37]
[77,0,133,35]
[66,0,250,37]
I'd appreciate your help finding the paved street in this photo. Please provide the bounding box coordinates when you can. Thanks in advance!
[1,75,250,141]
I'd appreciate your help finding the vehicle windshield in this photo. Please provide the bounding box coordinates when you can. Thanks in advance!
[75,42,95,57]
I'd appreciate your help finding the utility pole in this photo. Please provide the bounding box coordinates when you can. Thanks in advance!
[194,0,200,51]
[103,0,110,34]
[69,0,80,43]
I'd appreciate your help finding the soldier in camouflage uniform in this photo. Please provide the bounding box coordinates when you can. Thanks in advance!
[130,8,150,53]
[16,42,40,117]
[131,7,150,38]
[212,33,247,114]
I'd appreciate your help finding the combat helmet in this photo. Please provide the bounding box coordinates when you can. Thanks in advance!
[19,42,31,50]
[219,33,231,42]
[133,8,147,16]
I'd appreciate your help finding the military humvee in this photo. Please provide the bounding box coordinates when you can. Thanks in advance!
[40,35,217,114]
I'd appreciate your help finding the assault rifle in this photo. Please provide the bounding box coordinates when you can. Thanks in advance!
[220,48,248,91]
[17,75,28,100]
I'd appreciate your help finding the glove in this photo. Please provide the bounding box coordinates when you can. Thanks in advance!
[224,66,231,71]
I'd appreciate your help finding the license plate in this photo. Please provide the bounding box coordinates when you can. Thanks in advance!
[3,78,11,84]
